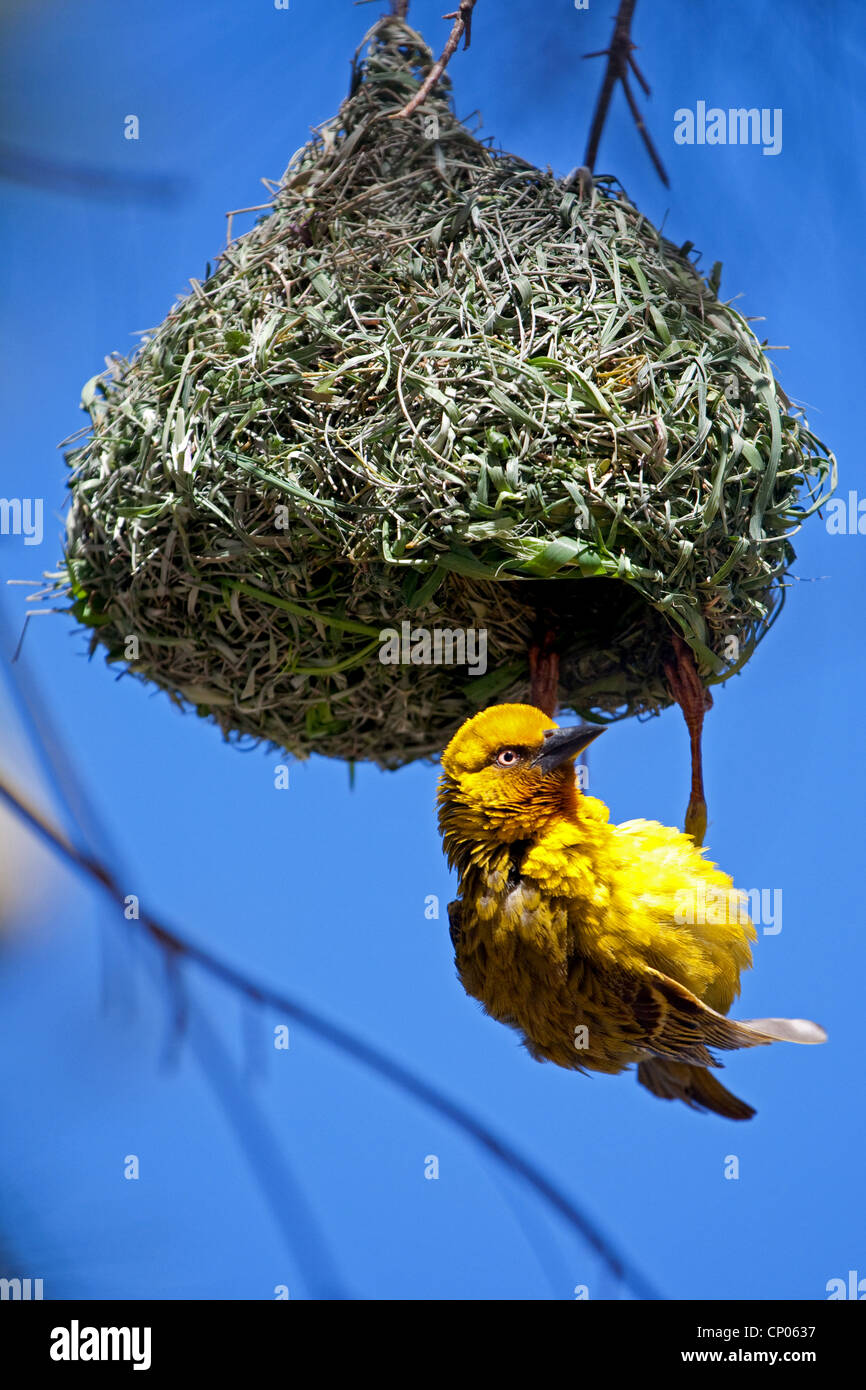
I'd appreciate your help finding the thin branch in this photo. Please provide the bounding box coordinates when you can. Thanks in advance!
[627,49,650,98]
[0,602,346,1296]
[186,1001,349,1298]
[0,764,660,1302]
[0,140,186,205]
[391,0,478,120]
[617,66,669,187]
[0,596,658,1297]
[583,0,669,187]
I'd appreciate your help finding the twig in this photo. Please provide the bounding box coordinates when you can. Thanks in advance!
[583,0,669,187]
[391,1,478,120]
[0,595,659,1297]
[186,1002,349,1298]
[0,763,660,1302]
[0,139,186,205]
[0,601,347,1296]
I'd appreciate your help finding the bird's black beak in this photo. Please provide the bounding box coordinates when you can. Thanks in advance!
[529,723,605,773]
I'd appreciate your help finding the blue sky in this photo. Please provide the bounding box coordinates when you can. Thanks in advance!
[0,0,863,1300]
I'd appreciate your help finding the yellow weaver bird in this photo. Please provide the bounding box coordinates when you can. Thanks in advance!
[438,704,826,1120]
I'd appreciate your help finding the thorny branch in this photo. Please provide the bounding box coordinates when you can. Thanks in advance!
[583,0,669,186]
[0,763,659,1300]
[391,1,478,120]
[389,2,667,184]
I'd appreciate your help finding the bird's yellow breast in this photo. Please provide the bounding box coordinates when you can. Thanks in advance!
[452,798,755,1070]
[522,799,755,1011]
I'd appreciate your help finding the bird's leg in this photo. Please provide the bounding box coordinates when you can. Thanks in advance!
[528,631,559,718]
[663,633,712,846]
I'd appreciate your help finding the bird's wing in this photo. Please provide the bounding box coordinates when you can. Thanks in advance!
[447,897,507,1012]
[636,1059,757,1121]
[447,898,463,949]
[615,967,790,1068]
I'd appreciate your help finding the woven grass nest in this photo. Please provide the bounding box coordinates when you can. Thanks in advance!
[62,15,834,768]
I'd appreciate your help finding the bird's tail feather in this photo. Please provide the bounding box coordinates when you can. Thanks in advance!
[637,1060,756,1121]
[739,1017,827,1045]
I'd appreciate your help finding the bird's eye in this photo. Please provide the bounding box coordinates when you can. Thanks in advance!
[495,748,521,767]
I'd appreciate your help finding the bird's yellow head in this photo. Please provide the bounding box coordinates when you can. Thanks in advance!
[438,704,603,867]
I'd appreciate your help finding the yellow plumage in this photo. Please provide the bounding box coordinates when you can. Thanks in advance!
[438,704,826,1120]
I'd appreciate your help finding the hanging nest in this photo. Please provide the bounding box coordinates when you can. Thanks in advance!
[60,14,835,767]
